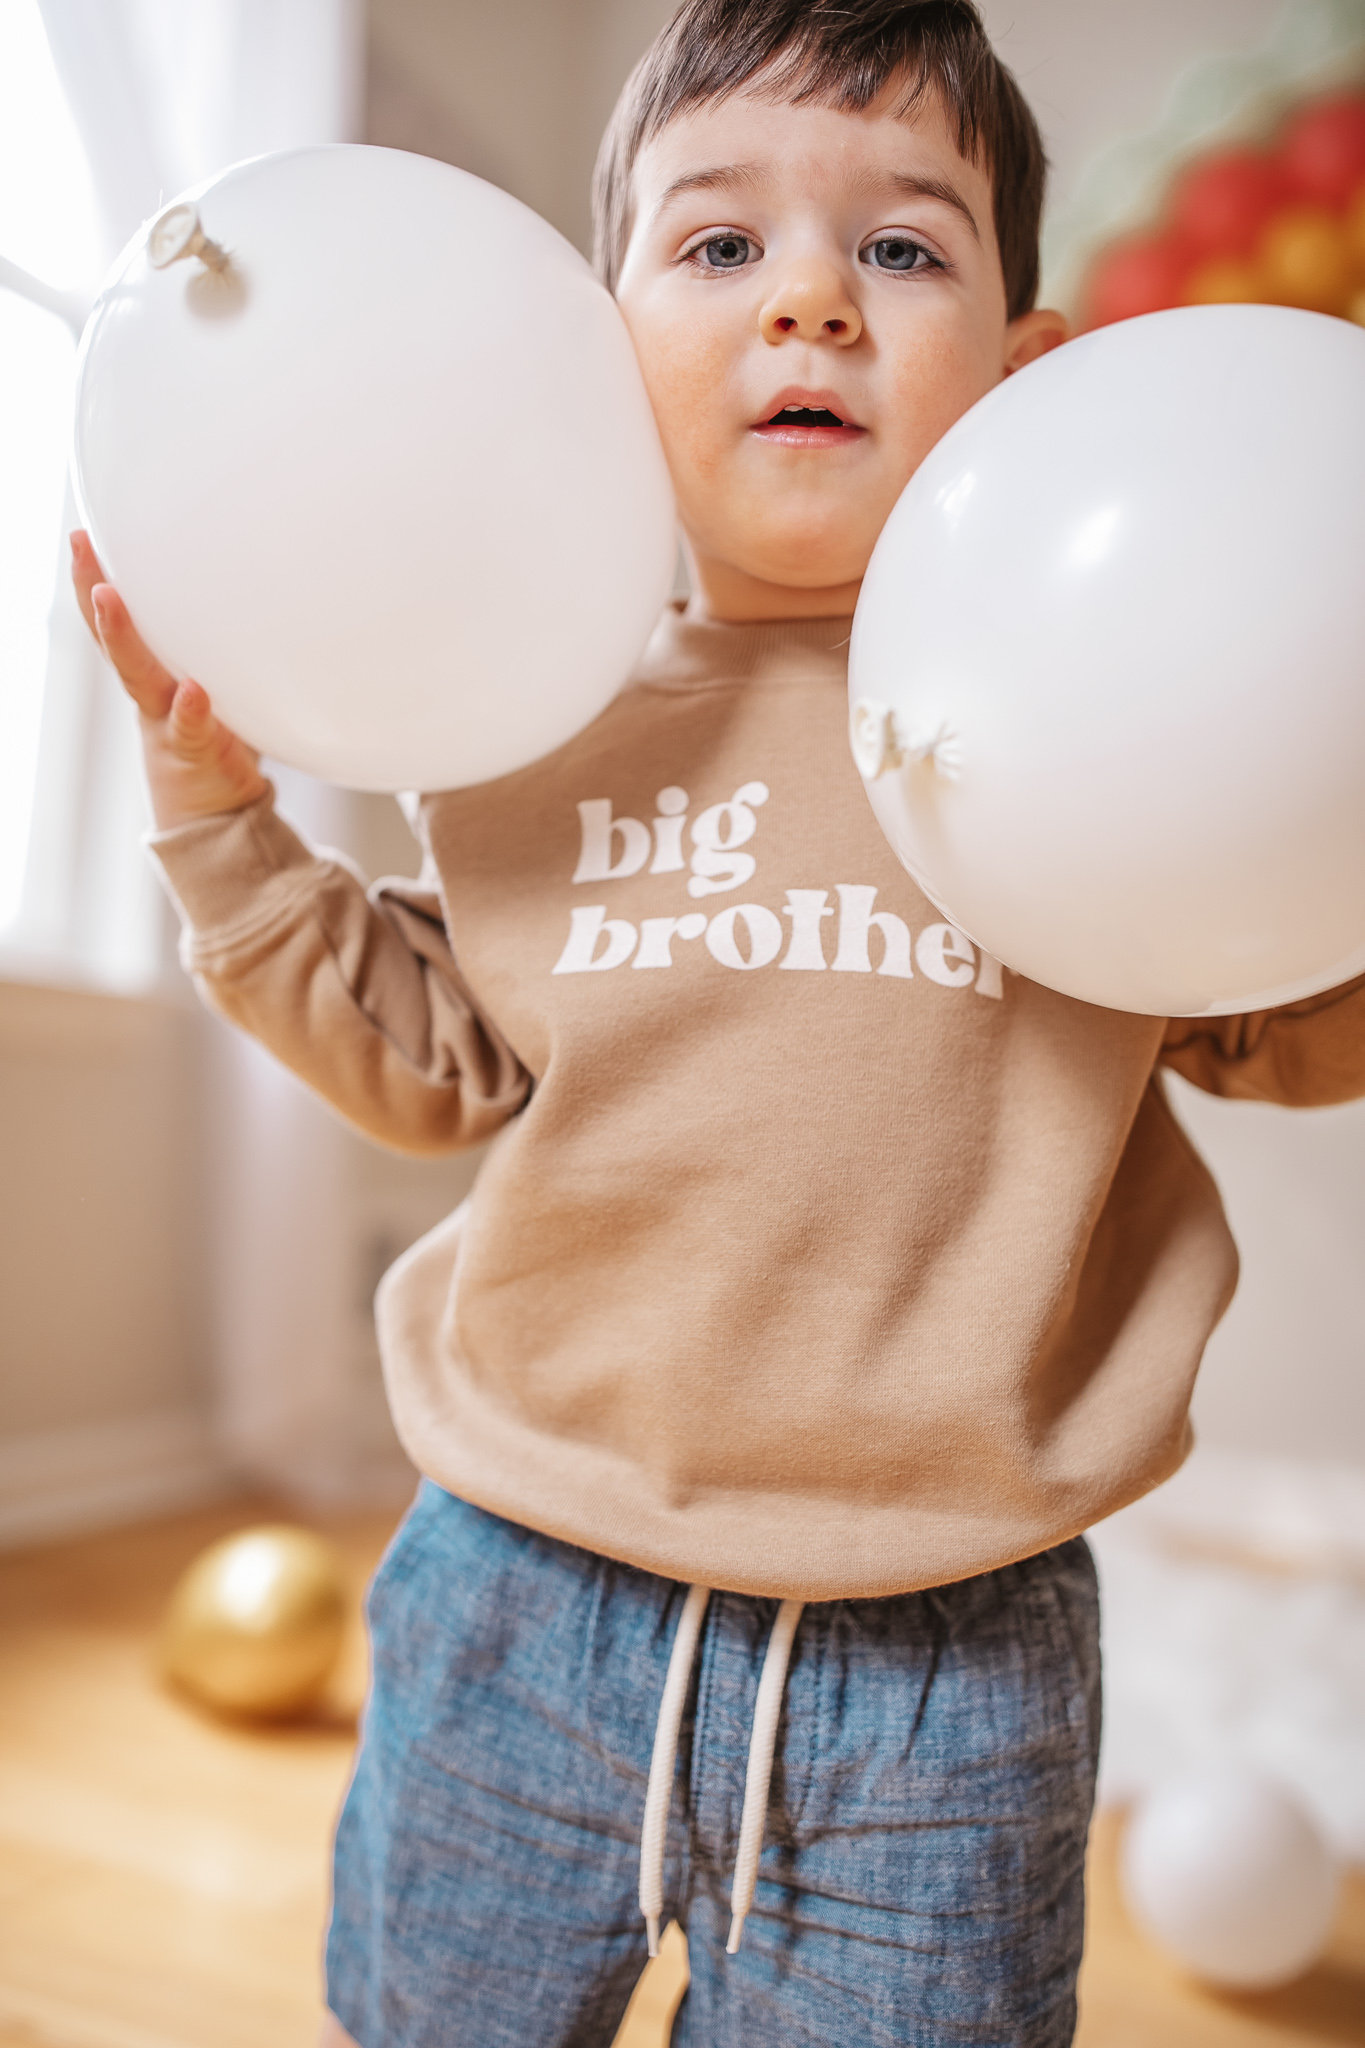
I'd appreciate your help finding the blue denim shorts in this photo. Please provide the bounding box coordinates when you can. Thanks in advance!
[327,1484,1100,2047]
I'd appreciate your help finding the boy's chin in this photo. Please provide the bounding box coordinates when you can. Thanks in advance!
[725,533,873,594]
[708,492,883,592]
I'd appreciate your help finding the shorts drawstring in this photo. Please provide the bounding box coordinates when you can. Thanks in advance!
[638,1587,805,1958]
[726,1597,803,1953]
[639,1583,710,1957]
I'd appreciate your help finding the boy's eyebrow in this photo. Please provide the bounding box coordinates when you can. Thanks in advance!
[648,164,981,242]
[650,162,761,224]
[878,172,981,242]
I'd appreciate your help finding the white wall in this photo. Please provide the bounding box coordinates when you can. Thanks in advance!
[367,0,676,253]
[0,979,207,1434]
[1170,1080,1365,1461]
[977,0,1285,217]
[0,977,228,1540]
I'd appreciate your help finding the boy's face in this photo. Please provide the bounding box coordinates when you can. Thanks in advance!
[615,82,1066,620]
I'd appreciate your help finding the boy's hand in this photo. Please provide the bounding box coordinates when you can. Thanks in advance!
[71,529,270,830]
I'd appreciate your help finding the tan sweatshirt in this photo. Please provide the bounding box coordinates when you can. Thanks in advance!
[151,607,1365,1600]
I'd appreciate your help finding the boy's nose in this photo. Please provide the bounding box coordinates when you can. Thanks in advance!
[759,262,862,347]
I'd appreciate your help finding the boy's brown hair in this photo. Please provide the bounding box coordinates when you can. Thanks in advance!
[593,0,1047,320]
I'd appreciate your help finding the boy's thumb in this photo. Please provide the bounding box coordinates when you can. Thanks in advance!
[167,678,215,747]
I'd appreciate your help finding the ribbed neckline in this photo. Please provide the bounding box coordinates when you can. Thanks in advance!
[632,599,855,691]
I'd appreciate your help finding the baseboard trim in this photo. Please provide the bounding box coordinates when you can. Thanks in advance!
[0,1406,237,1551]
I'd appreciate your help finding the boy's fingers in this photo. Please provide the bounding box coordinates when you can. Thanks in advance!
[69,529,107,640]
[90,582,179,719]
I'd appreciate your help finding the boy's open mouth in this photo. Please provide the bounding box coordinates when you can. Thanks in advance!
[770,405,844,427]
[751,390,866,445]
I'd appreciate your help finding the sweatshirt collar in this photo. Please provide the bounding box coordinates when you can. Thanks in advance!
[632,600,854,692]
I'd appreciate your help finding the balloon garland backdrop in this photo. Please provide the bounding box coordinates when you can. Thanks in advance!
[1083,89,1365,329]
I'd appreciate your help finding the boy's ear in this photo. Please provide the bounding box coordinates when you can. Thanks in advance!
[1003,308,1069,377]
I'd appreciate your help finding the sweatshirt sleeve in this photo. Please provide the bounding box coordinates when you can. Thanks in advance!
[148,789,531,1155]
[1160,971,1365,1106]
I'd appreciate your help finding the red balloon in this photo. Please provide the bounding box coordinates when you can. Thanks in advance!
[1279,94,1365,209]
[1168,148,1288,255]
[1084,235,1195,328]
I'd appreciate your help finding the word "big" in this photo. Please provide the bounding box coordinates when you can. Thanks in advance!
[572,785,770,898]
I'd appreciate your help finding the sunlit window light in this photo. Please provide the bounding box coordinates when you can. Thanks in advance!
[0,0,101,933]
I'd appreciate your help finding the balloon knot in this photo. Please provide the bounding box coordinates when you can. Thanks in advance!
[849,698,901,779]
[907,721,963,782]
[850,701,962,782]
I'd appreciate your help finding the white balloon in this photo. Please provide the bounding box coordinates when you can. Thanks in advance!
[1120,1768,1339,1989]
[72,146,677,792]
[849,305,1365,1016]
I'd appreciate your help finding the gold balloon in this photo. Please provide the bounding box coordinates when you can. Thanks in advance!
[159,1524,348,1718]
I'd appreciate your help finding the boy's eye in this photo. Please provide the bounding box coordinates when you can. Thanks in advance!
[861,236,936,273]
[688,233,756,270]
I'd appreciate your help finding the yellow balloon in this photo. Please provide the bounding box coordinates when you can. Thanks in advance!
[159,1524,348,1718]
[1184,254,1267,306]
[1345,187,1365,276]
[1258,204,1354,314]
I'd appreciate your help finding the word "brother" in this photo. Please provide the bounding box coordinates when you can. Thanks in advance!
[554,890,1003,994]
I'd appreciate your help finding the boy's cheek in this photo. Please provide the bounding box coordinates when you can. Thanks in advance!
[643,396,727,506]
[883,333,1004,479]
[626,321,737,488]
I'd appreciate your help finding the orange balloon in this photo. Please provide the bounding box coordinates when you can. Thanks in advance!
[1345,186,1365,275]
[1258,205,1354,313]
[1184,255,1266,305]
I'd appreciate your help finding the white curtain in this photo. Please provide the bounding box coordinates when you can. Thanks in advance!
[14,0,394,1499]
[5,0,363,984]
[37,0,365,252]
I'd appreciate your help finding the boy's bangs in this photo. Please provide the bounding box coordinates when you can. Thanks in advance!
[664,23,985,165]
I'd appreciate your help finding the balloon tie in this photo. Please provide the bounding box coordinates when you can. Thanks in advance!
[850,700,961,782]
[906,721,963,782]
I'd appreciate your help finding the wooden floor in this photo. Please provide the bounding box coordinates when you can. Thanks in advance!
[0,1502,1361,2048]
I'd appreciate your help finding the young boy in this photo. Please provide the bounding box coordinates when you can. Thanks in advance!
[72,3,1365,2042]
